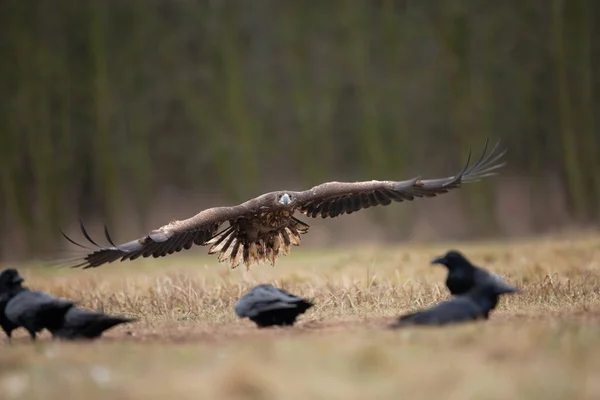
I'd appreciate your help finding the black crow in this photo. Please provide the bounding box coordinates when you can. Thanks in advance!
[47,307,137,340]
[390,279,519,328]
[0,269,25,341]
[235,284,313,328]
[0,269,75,341]
[431,250,513,313]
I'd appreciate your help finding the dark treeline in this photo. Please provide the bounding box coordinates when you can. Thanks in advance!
[0,0,599,260]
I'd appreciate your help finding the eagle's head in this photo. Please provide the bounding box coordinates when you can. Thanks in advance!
[276,192,293,207]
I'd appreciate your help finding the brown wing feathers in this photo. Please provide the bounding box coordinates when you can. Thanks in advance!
[57,139,505,269]
[59,221,219,269]
[300,186,408,218]
[297,139,505,219]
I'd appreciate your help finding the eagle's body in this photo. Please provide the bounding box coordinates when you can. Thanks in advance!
[207,206,308,266]
[59,139,506,270]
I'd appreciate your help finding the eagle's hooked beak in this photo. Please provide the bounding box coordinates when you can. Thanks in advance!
[279,193,291,206]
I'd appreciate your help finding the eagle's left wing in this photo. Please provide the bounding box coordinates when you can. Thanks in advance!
[293,139,505,219]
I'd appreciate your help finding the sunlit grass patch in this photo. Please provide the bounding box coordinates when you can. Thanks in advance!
[2,234,600,399]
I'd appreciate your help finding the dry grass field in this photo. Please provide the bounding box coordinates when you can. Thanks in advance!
[2,234,600,400]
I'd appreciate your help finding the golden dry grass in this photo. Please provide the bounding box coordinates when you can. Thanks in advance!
[2,234,600,400]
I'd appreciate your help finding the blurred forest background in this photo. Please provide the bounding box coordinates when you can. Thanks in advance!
[1,0,599,261]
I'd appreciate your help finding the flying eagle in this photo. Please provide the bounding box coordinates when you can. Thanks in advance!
[60,139,506,270]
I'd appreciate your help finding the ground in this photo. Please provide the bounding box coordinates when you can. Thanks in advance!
[1,234,600,399]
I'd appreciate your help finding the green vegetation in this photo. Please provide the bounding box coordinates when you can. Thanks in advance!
[0,1,598,258]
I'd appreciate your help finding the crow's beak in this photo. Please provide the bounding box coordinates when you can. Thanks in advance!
[430,256,446,265]
[12,276,24,284]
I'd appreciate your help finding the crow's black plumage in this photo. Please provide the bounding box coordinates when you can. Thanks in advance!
[390,279,518,328]
[431,250,512,314]
[48,307,137,340]
[0,269,75,341]
[235,284,313,328]
[0,269,25,341]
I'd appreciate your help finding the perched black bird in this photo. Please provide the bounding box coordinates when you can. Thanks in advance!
[47,307,137,340]
[431,250,512,313]
[390,279,519,328]
[0,269,75,341]
[0,269,25,341]
[235,284,313,328]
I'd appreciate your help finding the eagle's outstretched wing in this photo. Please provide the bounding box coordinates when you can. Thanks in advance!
[58,139,505,270]
[58,204,255,269]
[293,139,505,219]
